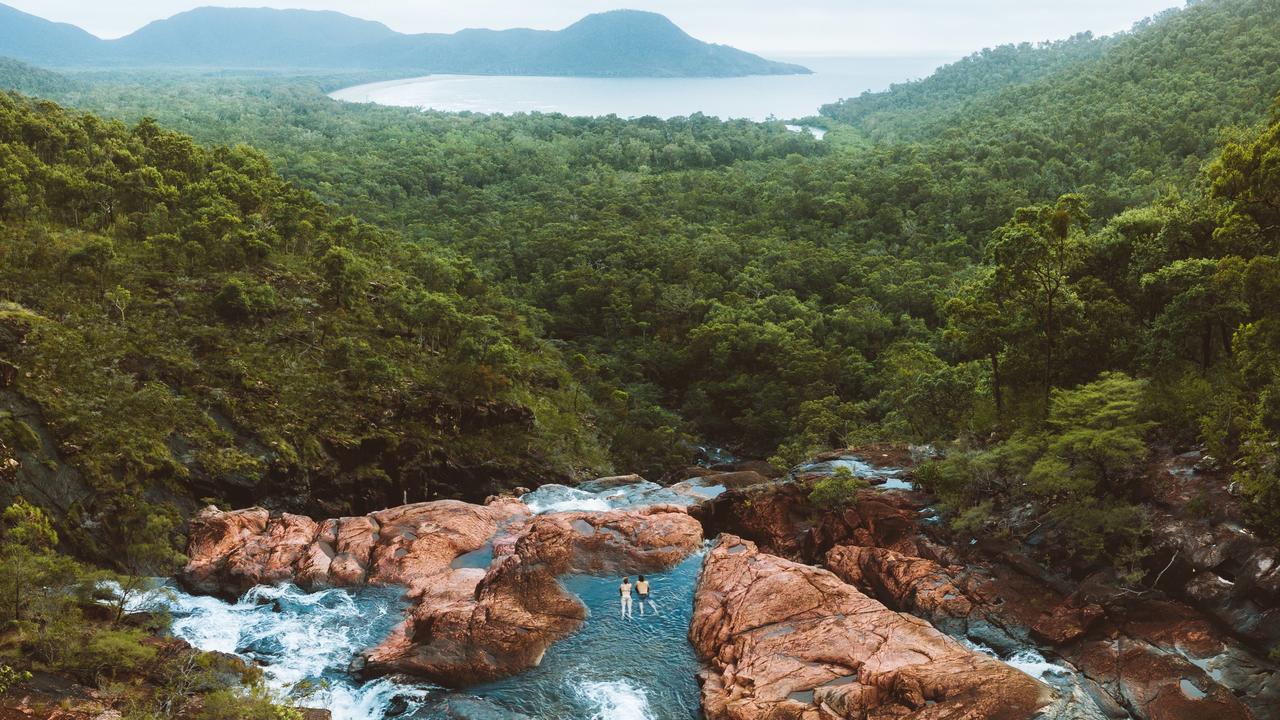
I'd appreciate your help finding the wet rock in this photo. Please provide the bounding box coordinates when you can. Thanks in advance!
[184,499,702,688]
[419,696,534,719]
[709,459,784,478]
[363,505,702,685]
[577,474,647,491]
[691,536,1053,719]
[693,477,926,563]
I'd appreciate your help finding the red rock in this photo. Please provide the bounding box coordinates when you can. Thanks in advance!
[691,536,1052,720]
[182,500,701,688]
[825,545,972,623]
[362,505,703,685]
[182,506,270,595]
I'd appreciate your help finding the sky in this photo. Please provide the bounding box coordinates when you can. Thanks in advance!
[8,0,1185,56]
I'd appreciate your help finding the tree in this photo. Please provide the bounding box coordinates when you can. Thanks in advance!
[105,285,132,323]
[944,268,1010,420]
[987,195,1090,407]
[0,499,80,625]
[105,502,187,624]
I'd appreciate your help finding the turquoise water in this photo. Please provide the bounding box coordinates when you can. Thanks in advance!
[136,546,706,719]
[474,552,706,719]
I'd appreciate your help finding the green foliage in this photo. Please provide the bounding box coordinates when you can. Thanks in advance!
[213,277,279,321]
[0,663,32,695]
[0,416,40,452]
[1027,373,1155,500]
[0,0,1277,568]
[198,687,304,720]
[0,498,81,627]
[808,467,869,509]
[79,627,158,679]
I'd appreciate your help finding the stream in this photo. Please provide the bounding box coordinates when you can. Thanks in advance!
[129,459,1107,719]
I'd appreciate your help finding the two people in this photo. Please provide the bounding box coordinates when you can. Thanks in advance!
[619,575,658,618]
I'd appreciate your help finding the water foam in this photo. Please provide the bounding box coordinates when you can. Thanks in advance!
[129,583,426,719]
[961,638,1068,681]
[575,679,654,720]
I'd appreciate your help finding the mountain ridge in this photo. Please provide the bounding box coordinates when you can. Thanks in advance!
[0,4,810,77]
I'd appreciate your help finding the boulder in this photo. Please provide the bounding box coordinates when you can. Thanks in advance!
[183,497,703,688]
[691,536,1053,719]
[825,545,973,632]
[362,505,703,685]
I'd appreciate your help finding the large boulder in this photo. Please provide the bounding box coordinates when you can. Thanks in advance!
[690,536,1054,719]
[181,499,703,688]
[181,499,528,597]
[361,505,703,684]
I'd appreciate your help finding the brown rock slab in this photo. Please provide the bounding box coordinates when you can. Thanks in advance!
[691,536,1053,719]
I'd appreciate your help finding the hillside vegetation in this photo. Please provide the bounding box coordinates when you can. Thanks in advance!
[0,92,631,561]
[0,0,1278,593]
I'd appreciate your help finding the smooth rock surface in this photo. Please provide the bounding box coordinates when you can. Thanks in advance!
[690,535,1054,719]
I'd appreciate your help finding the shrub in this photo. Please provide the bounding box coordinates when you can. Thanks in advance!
[213,278,278,321]
[0,664,32,694]
[809,467,868,509]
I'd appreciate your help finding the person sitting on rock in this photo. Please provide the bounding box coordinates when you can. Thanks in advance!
[619,577,633,619]
[636,575,657,616]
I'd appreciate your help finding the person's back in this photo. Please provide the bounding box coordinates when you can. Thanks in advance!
[619,577,633,618]
[635,575,657,616]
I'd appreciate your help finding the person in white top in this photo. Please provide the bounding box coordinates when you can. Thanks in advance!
[619,577,633,618]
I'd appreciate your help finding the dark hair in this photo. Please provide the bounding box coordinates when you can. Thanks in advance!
[638,575,646,581]
[622,577,629,582]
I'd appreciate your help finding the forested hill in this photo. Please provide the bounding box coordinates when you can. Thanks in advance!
[0,4,808,77]
[824,0,1280,217]
[0,56,81,96]
[0,91,631,557]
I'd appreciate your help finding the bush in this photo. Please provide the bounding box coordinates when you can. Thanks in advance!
[213,278,279,321]
[0,664,32,694]
[808,467,868,509]
[79,627,157,679]
[198,688,303,720]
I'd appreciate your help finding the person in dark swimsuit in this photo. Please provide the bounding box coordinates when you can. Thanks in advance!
[635,575,658,616]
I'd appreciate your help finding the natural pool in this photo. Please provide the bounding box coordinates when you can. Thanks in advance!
[134,499,707,719]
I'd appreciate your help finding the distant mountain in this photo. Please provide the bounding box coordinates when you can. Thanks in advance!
[0,3,100,65]
[0,4,809,77]
[111,7,399,67]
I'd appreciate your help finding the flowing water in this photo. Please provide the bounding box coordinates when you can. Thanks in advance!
[474,553,705,719]
[796,454,916,490]
[131,483,708,720]
[133,468,1111,718]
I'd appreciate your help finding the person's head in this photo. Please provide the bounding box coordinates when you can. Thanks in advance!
[638,575,646,582]
[622,577,629,583]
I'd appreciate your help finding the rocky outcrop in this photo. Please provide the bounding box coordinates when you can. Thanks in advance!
[701,473,1279,720]
[361,505,703,684]
[825,544,973,635]
[692,478,924,562]
[690,536,1054,719]
[181,499,703,688]
[182,499,529,597]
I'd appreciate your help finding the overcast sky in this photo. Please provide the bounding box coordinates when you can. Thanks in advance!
[9,0,1184,55]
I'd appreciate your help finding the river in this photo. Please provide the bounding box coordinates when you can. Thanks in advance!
[127,466,1100,719]
[328,56,955,121]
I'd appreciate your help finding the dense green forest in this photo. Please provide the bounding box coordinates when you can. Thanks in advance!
[1,0,1280,713]
[1,0,1279,594]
